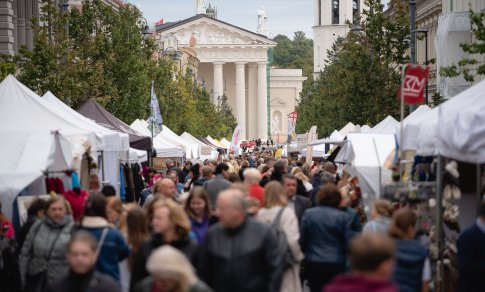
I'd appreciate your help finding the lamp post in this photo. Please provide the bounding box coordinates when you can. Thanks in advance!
[413,28,429,104]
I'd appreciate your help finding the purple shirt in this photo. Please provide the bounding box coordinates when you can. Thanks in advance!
[190,215,209,244]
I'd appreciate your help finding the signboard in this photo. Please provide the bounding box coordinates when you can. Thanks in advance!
[306,126,318,163]
[296,134,307,151]
[201,146,212,156]
[399,64,430,104]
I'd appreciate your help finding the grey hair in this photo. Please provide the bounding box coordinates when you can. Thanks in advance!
[320,171,336,185]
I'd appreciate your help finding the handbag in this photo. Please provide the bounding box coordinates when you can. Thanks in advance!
[271,206,295,270]
[24,227,63,292]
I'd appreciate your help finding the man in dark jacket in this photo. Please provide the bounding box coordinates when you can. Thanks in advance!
[324,233,397,292]
[457,200,485,292]
[205,163,231,208]
[282,174,311,225]
[199,189,283,292]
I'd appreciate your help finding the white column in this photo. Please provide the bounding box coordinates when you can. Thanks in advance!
[235,62,246,138]
[257,61,268,139]
[213,62,225,104]
[247,64,258,140]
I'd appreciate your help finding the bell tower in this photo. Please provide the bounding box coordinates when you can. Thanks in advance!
[313,0,363,77]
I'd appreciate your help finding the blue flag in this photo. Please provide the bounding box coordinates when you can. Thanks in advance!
[149,81,163,131]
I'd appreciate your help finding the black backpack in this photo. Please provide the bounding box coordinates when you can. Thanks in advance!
[270,206,295,270]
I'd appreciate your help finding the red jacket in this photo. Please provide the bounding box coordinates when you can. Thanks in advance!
[324,274,397,292]
[63,189,89,221]
[248,184,265,207]
[0,219,14,239]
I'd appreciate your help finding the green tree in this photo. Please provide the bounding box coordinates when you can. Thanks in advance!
[440,9,485,82]
[296,0,409,136]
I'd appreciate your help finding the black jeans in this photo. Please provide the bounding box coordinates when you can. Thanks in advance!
[305,261,345,292]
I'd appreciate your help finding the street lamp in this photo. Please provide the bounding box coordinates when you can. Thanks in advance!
[350,22,364,35]
[413,27,429,104]
[139,16,151,35]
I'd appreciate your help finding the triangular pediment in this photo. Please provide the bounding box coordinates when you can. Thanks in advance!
[156,15,276,47]
[270,98,286,107]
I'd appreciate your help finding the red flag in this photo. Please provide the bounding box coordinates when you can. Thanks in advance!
[399,65,430,104]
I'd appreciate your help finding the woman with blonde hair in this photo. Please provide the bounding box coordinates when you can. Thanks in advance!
[106,196,124,228]
[389,208,430,292]
[257,181,304,292]
[134,245,212,292]
[363,199,393,235]
[292,168,313,193]
[131,199,197,291]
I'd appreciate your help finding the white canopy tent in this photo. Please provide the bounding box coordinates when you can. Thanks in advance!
[181,132,218,159]
[129,120,184,158]
[220,138,231,149]
[207,136,228,149]
[339,122,356,137]
[335,133,396,208]
[42,92,131,191]
[0,75,100,218]
[438,79,485,163]
[371,116,399,134]
[400,105,431,151]
[157,126,198,159]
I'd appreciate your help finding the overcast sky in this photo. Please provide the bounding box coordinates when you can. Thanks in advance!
[129,0,315,39]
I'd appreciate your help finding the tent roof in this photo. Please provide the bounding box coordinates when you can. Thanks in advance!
[42,91,129,152]
[78,99,151,150]
[438,79,485,163]
[129,120,184,157]
[220,138,231,148]
[399,105,431,150]
[371,116,399,134]
[339,122,356,137]
[198,137,220,148]
[207,136,228,149]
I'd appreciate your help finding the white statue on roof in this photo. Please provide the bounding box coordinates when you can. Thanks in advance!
[257,6,268,34]
[196,0,205,15]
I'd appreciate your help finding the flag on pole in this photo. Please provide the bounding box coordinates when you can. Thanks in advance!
[287,111,298,143]
[149,81,163,131]
[398,65,430,104]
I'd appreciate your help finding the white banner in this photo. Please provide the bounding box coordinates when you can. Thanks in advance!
[230,125,244,152]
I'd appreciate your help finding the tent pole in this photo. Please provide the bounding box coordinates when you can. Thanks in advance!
[101,151,105,182]
[477,163,482,215]
[399,64,407,180]
[435,155,444,292]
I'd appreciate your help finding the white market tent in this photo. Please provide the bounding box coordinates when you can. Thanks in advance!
[371,116,399,134]
[181,132,218,159]
[42,92,131,190]
[220,138,231,149]
[129,120,184,158]
[335,133,396,206]
[400,105,431,151]
[207,136,228,149]
[0,75,101,218]
[157,126,198,159]
[339,122,356,137]
[438,79,485,163]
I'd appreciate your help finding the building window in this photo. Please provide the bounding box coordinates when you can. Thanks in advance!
[318,0,322,26]
[333,0,339,25]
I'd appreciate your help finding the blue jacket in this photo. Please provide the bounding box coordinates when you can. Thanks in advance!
[457,223,485,292]
[299,206,353,264]
[79,217,130,282]
[392,239,427,292]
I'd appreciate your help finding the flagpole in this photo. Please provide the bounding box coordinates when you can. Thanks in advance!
[151,80,154,167]
[399,64,407,181]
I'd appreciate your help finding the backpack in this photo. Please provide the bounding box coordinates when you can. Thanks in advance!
[270,206,295,270]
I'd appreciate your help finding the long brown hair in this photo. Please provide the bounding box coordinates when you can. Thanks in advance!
[263,181,287,208]
[126,207,149,270]
[152,199,191,239]
[185,187,212,219]
[388,208,417,239]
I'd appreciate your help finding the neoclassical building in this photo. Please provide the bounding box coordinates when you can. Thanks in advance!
[156,12,278,140]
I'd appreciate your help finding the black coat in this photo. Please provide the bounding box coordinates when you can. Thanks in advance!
[198,217,283,292]
[294,195,312,225]
[46,270,120,292]
[130,234,198,292]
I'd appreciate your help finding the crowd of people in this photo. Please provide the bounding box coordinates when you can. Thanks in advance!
[0,152,484,292]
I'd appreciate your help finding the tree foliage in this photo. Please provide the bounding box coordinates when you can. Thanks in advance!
[1,0,235,138]
[272,31,314,88]
[296,0,409,137]
[440,9,485,82]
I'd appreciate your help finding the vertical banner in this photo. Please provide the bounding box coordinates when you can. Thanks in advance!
[398,65,430,104]
[287,111,298,143]
[149,81,163,135]
[230,125,244,152]
[306,125,318,163]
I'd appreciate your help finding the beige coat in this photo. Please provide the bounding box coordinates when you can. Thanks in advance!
[257,206,304,292]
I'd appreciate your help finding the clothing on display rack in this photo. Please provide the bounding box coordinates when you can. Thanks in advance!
[45,178,65,194]
[119,165,126,202]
